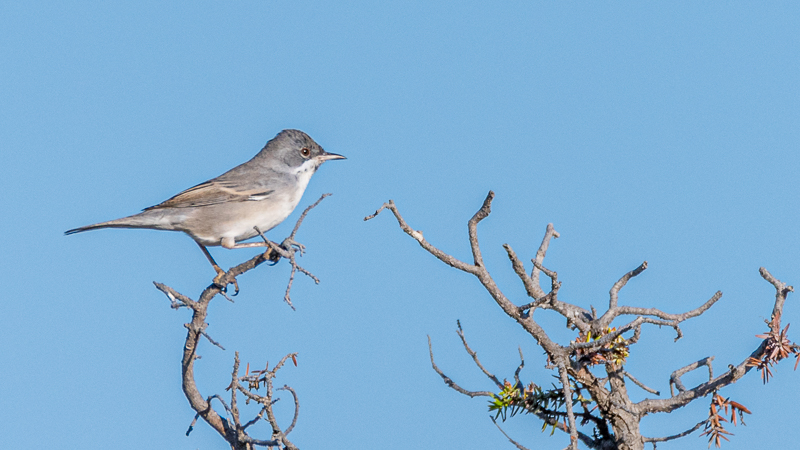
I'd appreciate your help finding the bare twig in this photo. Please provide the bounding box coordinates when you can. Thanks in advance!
[456,321,503,389]
[623,370,660,395]
[504,243,541,300]
[290,193,332,240]
[242,406,268,430]
[643,420,706,444]
[603,291,723,336]
[467,191,495,268]
[760,267,794,330]
[669,357,714,396]
[153,282,196,309]
[491,417,532,450]
[364,200,479,274]
[531,223,560,296]
[570,317,643,352]
[556,358,579,450]
[278,385,300,435]
[514,347,525,387]
[609,261,648,310]
[428,335,494,397]
[200,329,225,350]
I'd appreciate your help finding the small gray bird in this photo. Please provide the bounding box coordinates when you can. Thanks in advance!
[66,129,344,277]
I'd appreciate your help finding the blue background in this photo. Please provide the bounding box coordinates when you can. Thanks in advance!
[1,2,798,449]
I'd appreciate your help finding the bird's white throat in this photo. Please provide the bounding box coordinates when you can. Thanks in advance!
[291,159,318,194]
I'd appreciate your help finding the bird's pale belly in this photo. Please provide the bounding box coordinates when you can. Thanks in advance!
[182,197,300,246]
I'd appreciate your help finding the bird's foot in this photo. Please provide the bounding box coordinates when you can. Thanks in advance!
[212,267,239,296]
[267,254,281,265]
[280,238,306,256]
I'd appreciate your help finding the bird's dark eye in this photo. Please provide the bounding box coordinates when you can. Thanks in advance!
[300,147,311,158]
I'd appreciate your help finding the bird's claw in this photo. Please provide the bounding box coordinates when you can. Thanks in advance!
[280,238,306,256]
[212,269,239,296]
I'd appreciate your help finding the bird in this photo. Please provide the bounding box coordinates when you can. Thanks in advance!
[66,129,344,283]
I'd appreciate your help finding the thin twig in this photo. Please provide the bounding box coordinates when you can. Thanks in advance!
[556,358,579,450]
[643,420,706,443]
[290,193,332,240]
[623,370,660,395]
[200,330,225,350]
[456,321,503,389]
[278,385,300,435]
[428,335,494,398]
[669,357,714,395]
[364,200,479,274]
[491,417,532,450]
[609,261,648,310]
[531,223,560,295]
[514,347,525,387]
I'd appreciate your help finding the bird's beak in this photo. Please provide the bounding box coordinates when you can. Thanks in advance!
[318,152,346,161]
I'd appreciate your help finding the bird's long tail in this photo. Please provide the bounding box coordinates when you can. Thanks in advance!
[64,212,168,235]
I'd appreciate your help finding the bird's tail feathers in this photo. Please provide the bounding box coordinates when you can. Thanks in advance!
[64,213,167,235]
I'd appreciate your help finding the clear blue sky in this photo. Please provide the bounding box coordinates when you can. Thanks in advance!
[2,2,798,449]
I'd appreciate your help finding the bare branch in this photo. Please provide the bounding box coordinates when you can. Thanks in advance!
[504,243,541,299]
[467,191,495,267]
[368,196,565,358]
[491,417,532,450]
[242,406,268,430]
[528,259,591,332]
[623,370,660,396]
[278,385,300,435]
[456,321,503,389]
[531,259,558,283]
[613,291,722,324]
[153,282,196,309]
[514,347,525,387]
[428,335,494,397]
[255,228,319,311]
[155,195,331,449]
[555,358,580,450]
[364,200,479,274]
[669,357,714,395]
[609,261,648,310]
[598,291,723,340]
[531,223,560,295]
[228,354,242,429]
[628,323,643,345]
[570,317,643,352]
[289,193,331,240]
[200,329,225,350]
[640,270,792,415]
[643,420,706,444]
[760,267,794,329]
[373,191,796,449]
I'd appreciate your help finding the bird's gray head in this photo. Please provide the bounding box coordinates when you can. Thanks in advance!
[258,129,345,173]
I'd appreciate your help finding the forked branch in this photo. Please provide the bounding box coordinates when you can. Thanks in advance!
[369,191,796,450]
[152,195,331,449]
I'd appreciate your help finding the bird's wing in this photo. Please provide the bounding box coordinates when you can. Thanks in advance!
[144,180,273,210]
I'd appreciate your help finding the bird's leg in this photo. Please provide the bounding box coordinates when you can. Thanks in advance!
[197,241,239,295]
[196,241,224,274]
[224,241,270,248]
[248,226,305,257]
[221,236,279,264]
[251,227,289,263]
[280,237,306,256]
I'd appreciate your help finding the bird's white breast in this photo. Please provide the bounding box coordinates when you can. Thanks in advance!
[291,159,318,194]
[214,159,319,243]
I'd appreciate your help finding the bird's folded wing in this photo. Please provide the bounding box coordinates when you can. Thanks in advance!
[144,180,274,210]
